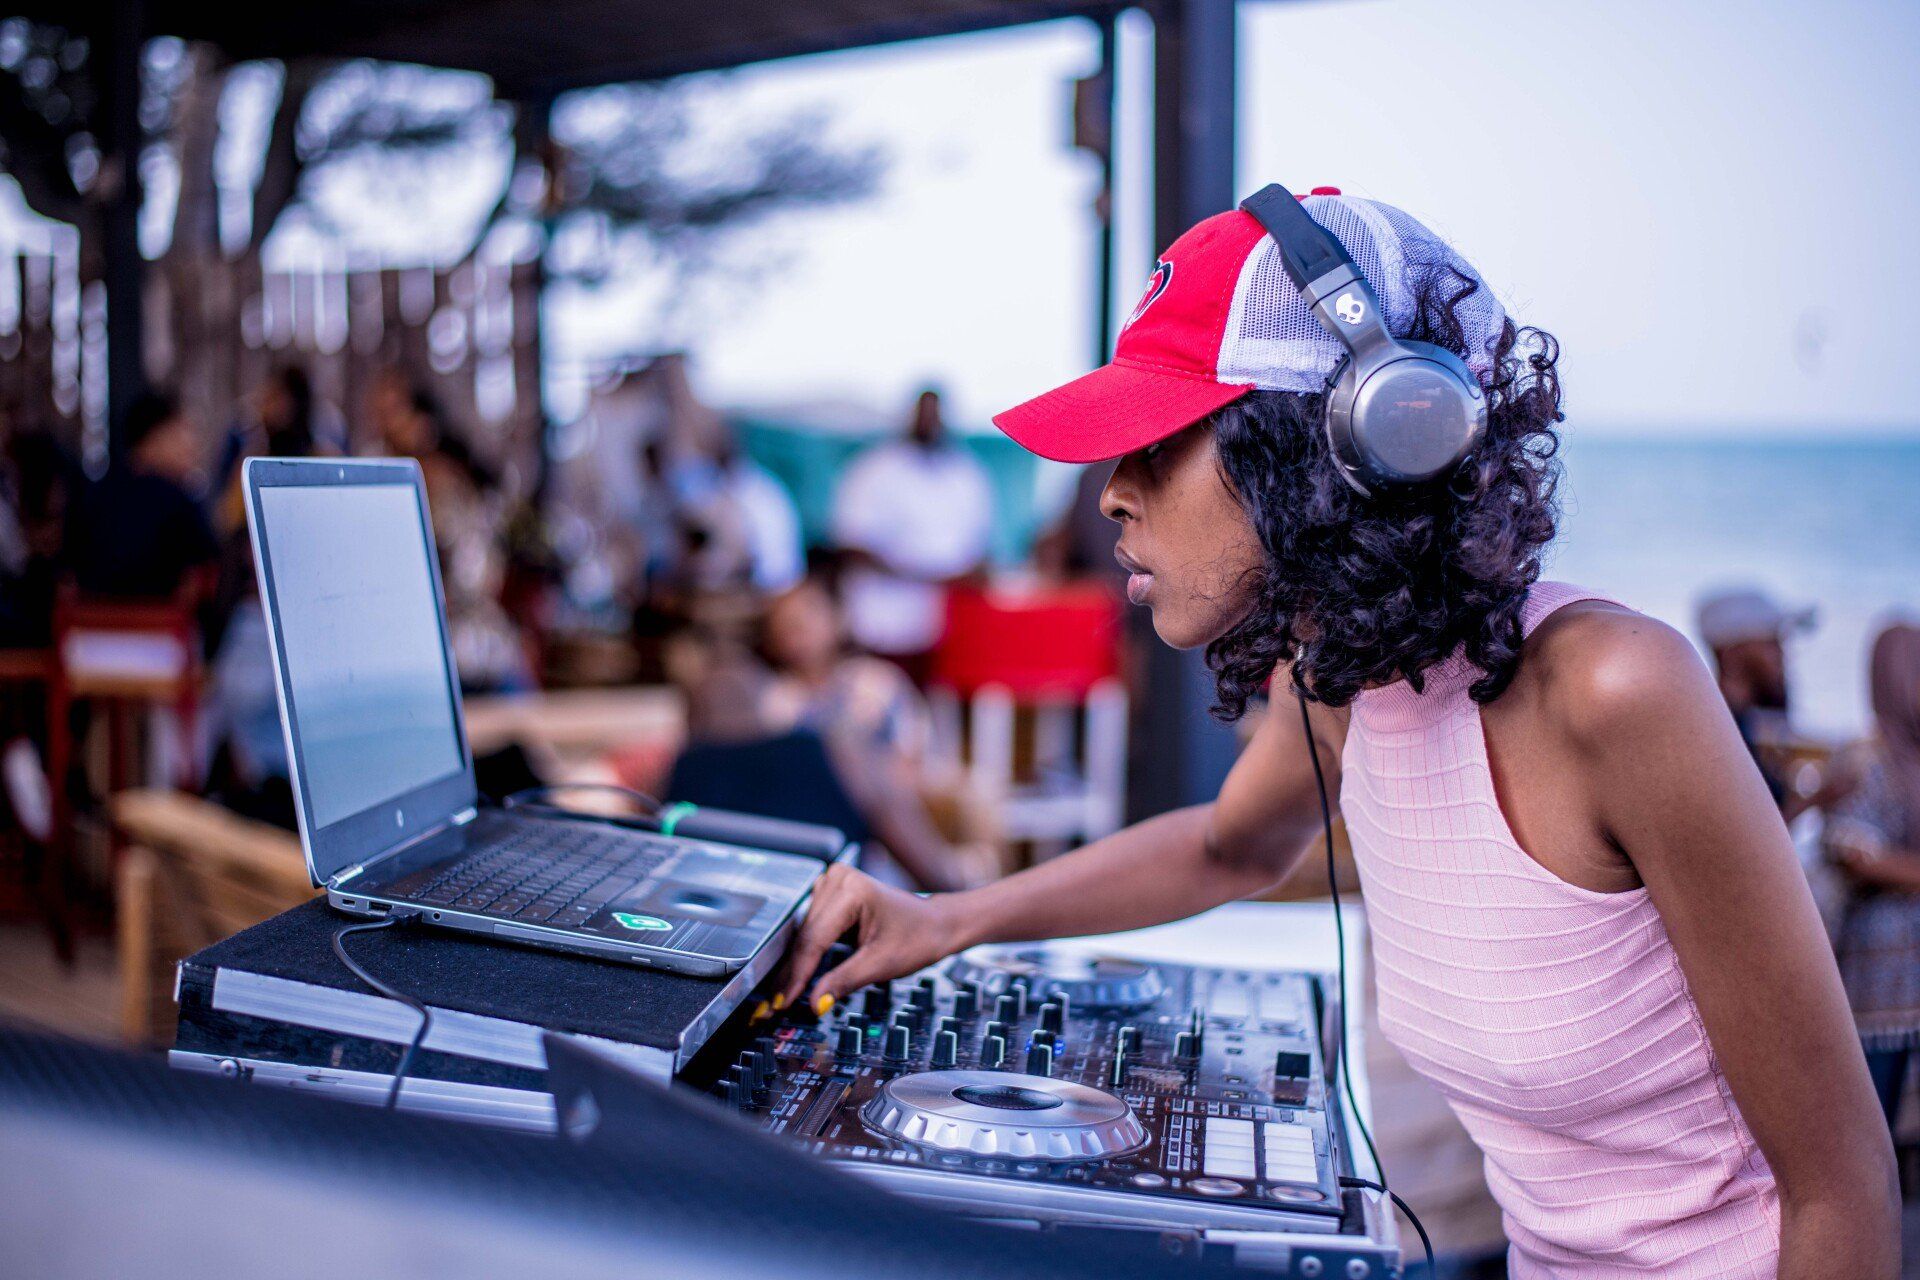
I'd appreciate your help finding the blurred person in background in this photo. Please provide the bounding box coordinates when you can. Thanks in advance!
[206,367,344,642]
[362,366,417,457]
[665,635,978,892]
[623,435,682,600]
[0,421,75,648]
[668,427,804,596]
[199,402,332,828]
[376,385,529,693]
[1033,462,1125,590]
[1697,586,1850,822]
[0,420,75,846]
[212,366,340,508]
[832,387,993,682]
[1824,623,1920,1131]
[759,563,929,775]
[65,392,217,602]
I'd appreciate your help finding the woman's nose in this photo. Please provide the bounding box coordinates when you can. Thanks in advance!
[1100,457,1139,524]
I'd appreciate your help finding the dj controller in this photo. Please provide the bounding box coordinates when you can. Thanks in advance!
[695,945,1400,1275]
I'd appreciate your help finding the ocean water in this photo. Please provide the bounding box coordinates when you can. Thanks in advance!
[1546,437,1920,741]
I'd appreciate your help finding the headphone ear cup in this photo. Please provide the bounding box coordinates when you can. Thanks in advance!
[1334,348,1485,495]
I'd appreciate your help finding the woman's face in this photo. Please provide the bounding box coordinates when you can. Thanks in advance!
[1100,422,1265,650]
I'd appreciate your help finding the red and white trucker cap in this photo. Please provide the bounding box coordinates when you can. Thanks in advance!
[993,187,1509,464]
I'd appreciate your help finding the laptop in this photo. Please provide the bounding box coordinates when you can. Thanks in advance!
[243,456,823,977]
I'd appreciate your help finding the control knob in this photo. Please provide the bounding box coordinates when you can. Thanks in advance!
[980,1033,1007,1069]
[932,1029,959,1069]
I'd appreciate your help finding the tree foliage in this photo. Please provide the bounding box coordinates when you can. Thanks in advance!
[0,23,885,286]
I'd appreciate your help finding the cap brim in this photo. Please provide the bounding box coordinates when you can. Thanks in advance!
[992,360,1254,464]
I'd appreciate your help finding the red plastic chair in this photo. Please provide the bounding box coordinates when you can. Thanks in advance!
[930,582,1128,854]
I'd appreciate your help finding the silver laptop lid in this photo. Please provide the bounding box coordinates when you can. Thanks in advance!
[243,457,477,886]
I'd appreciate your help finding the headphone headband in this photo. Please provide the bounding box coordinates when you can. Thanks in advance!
[1238,183,1351,299]
[1235,183,1487,498]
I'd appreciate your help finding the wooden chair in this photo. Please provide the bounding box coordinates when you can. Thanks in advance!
[111,789,313,1047]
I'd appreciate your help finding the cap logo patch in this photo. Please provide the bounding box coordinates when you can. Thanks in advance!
[1334,292,1366,325]
[1122,261,1173,332]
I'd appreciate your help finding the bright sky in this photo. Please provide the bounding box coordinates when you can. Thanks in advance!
[3,0,1915,437]
[561,0,1920,437]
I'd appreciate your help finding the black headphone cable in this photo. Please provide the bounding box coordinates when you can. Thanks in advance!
[1298,693,1437,1278]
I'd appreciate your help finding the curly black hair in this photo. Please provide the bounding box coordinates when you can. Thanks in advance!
[1204,266,1565,719]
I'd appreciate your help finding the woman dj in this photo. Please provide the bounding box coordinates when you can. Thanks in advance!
[777,187,1894,1279]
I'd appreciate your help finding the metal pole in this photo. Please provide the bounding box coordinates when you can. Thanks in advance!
[98,0,148,465]
[1094,11,1118,366]
[1129,0,1240,820]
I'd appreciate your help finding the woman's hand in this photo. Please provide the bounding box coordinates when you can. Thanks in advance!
[773,864,972,1011]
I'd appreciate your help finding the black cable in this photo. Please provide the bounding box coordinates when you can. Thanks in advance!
[331,917,433,1111]
[501,782,662,815]
[1340,1177,1437,1278]
[1299,694,1437,1279]
[1298,694,1385,1179]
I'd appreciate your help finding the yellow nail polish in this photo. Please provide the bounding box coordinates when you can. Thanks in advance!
[813,993,835,1017]
[770,993,787,1011]
[750,1001,771,1022]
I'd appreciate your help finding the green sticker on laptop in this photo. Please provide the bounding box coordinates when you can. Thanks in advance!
[612,912,672,932]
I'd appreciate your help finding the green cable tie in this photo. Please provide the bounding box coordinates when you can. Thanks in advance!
[657,801,699,837]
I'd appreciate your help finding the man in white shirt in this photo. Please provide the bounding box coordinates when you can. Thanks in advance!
[670,433,805,596]
[832,390,994,677]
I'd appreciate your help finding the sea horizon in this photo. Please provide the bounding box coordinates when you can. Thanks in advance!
[1549,435,1919,742]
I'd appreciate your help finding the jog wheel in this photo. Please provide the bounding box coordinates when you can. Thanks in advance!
[860,1070,1148,1162]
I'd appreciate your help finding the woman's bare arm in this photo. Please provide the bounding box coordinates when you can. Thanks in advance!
[776,693,1341,1006]
[1559,615,1898,1280]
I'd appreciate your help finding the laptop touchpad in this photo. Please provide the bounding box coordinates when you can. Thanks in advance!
[623,880,763,929]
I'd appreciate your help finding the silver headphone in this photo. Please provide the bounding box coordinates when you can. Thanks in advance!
[1238,183,1487,499]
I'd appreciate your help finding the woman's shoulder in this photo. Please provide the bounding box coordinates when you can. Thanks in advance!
[1515,596,1717,747]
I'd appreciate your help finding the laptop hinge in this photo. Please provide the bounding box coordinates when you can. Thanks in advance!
[328,809,475,891]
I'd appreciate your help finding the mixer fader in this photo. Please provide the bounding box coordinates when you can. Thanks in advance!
[696,945,1399,1271]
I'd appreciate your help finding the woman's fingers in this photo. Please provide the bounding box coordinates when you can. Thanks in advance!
[808,938,899,1007]
[775,870,864,1007]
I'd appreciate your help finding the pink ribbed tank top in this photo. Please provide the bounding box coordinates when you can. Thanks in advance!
[1341,583,1780,1278]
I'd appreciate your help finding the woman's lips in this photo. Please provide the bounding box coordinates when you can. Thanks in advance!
[1116,547,1152,605]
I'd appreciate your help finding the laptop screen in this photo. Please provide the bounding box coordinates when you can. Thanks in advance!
[255,480,466,830]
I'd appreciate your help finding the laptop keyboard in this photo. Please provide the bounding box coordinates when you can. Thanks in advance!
[407,823,676,930]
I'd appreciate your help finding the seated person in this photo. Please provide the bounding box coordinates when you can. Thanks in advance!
[663,639,980,893]
[66,392,217,601]
[759,567,929,776]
